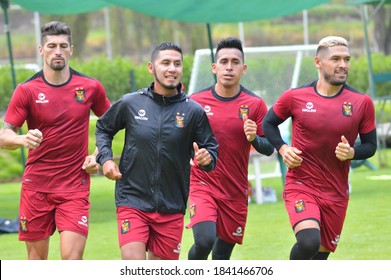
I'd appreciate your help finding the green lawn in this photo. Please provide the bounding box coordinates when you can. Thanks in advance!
[0,153,390,260]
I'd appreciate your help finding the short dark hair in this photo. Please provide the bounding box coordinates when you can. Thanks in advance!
[151,42,183,62]
[215,37,244,62]
[41,21,72,45]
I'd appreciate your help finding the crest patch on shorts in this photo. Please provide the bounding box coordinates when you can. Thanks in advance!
[20,215,27,232]
[189,204,196,218]
[294,200,306,213]
[121,220,130,234]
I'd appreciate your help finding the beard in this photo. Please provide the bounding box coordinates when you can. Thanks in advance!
[154,72,178,90]
[323,70,348,86]
[49,61,66,71]
[50,62,66,71]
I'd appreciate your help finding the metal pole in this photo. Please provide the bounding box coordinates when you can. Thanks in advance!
[34,12,42,66]
[238,22,245,47]
[104,7,112,60]
[206,23,216,83]
[361,5,375,98]
[361,4,383,168]
[302,10,309,45]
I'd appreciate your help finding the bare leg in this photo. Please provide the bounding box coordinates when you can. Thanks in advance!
[60,231,87,260]
[25,237,50,260]
[293,219,320,235]
[121,241,147,260]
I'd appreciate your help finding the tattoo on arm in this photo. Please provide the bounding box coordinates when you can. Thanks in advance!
[2,121,19,133]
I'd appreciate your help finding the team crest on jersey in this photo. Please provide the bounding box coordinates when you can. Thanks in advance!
[294,200,306,213]
[121,220,130,234]
[239,105,249,119]
[20,215,27,232]
[75,87,86,102]
[189,204,196,218]
[342,102,353,117]
[175,112,185,128]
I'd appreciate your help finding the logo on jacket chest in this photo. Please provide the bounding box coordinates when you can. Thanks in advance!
[134,109,148,121]
[175,112,186,128]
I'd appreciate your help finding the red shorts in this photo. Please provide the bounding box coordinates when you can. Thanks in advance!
[186,188,248,245]
[283,185,348,252]
[19,189,90,242]
[117,206,184,260]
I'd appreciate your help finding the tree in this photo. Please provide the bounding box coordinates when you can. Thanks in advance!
[373,5,391,55]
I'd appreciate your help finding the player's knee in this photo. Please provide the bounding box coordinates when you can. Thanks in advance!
[192,221,216,252]
[296,228,321,257]
[194,233,215,252]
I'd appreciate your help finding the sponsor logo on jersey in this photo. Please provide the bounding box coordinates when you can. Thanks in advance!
[121,220,130,234]
[75,87,86,102]
[35,92,49,103]
[342,102,353,117]
[175,112,185,128]
[239,105,249,119]
[134,109,148,121]
[294,200,306,213]
[302,102,316,113]
[204,105,213,116]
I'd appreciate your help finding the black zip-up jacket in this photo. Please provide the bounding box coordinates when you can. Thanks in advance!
[96,83,218,214]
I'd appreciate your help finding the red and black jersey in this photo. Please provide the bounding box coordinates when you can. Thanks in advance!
[272,81,376,200]
[190,85,268,200]
[4,68,111,193]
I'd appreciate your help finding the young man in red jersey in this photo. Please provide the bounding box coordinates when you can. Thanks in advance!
[262,36,377,260]
[0,21,111,259]
[186,37,274,260]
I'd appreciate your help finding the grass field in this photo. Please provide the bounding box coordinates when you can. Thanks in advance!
[0,152,390,260]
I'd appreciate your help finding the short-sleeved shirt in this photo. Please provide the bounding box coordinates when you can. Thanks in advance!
[272,81,376,200]
[190,85,269,200]
[4,68,111,193]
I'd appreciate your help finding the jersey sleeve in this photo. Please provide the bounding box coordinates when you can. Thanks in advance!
[3,84,29,128]
[272,89,293,121]
[91,80,111,117]
[253,98,269,136]
[359,94,376,134]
